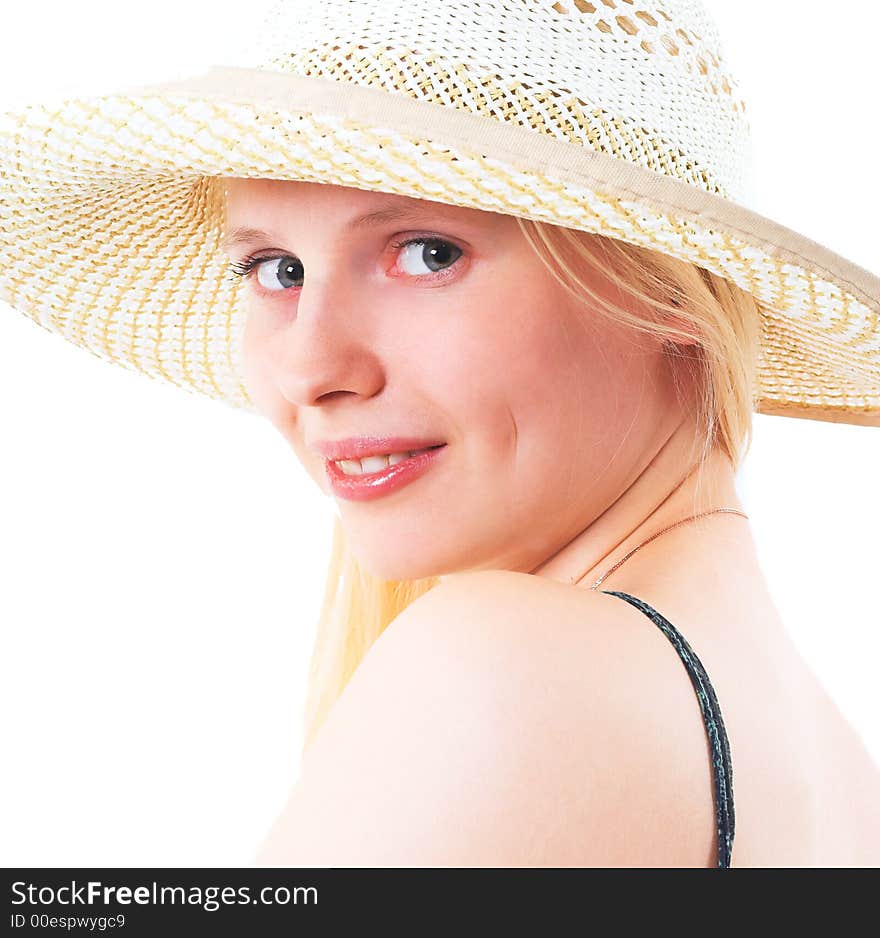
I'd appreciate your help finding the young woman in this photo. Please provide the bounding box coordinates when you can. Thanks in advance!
[224,176,879,868]
[1,0,878,867]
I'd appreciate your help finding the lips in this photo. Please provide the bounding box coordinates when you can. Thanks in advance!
[311,435,447,461]
[323,442,448,502]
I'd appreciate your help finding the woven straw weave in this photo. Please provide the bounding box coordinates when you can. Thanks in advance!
[0,0,877,424]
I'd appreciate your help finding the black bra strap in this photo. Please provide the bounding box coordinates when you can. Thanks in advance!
[600,589,735,868]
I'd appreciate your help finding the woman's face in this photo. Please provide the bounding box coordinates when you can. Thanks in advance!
[223,177,683,580]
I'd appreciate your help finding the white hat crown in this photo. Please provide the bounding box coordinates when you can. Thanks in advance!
[239,0,755,203]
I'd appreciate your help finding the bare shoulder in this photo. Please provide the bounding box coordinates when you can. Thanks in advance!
[258,570,718,866]
[381,568,696,699]
[382,568,604,646]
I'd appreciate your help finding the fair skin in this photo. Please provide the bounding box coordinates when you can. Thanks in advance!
[223,175,737,587]
[222,177,880,867]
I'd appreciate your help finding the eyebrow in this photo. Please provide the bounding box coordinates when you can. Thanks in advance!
[221,204,471,251]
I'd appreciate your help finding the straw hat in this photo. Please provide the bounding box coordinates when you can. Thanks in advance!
[0,0,877,426]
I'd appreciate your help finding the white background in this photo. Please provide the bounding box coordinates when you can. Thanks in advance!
[0,1,877,866]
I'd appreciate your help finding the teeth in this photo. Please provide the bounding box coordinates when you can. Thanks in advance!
[334,447,436,476]
[361,455,393,474]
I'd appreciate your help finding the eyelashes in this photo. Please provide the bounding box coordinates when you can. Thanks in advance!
[228,253,303,290]
[227,236,464,294]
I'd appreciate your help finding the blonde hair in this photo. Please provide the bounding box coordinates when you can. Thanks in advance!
[299,219,763,757]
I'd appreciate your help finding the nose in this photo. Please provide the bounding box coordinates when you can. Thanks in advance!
[263,271,385,408]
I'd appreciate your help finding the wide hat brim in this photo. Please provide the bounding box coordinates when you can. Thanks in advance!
[1,65,878,426]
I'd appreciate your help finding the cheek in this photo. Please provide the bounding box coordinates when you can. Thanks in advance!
[502,318,591,456]
[240,314,281,413]
[239,314,329,488]
[239,327,305,470]
[431,281,590,459]
[456,277,643,484]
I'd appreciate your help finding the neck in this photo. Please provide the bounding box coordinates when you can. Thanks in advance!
[529,415,746,590]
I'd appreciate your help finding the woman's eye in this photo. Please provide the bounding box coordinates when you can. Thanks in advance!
[252,256,303,292]
[393,238,463,277]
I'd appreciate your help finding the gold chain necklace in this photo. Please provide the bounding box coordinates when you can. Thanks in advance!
[587,508,749,591]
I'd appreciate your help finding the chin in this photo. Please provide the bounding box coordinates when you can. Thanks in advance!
[358,558,440,583]
[348,546,457,584]
[339,512,477,582]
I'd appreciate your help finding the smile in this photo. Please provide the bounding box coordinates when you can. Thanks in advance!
[333,446,440,475]
[325,444,447,501]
